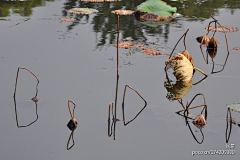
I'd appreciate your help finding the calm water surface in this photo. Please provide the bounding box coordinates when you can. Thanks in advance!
[0,0,240,159]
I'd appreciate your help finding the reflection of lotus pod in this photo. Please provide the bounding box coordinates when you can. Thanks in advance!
[208,36,218,49]
[165,80,193,100]
[67,118,78,131]
[193,114,206,129]
[207,48,217,59]
[196,35,210,46]
[165,53,193,82]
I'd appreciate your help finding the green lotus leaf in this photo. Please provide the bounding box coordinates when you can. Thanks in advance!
[227,103,240,113]
[137,0,177,18]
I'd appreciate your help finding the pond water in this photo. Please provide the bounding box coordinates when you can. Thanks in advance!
[0,0,240,159]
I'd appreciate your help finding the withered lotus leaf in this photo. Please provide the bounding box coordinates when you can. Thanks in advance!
[140,47,168,55]
[112,41,144,48]
[208,36,218,49]
[69,8,99,14]
[181,50,194,67]
[208,26,239,32]
[233,47,240,51]
[193,114,207,126]
[196,35,210,46]
[59,18,75,21]
[111,9,134,15]
[165,53,193,82]
[140,13,175,22]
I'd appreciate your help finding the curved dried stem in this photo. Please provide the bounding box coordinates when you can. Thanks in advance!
[169,29,189,59]
[14,67,39,97]
[68,100,76,120]
[210,13,230,56]
[67,130,75,150]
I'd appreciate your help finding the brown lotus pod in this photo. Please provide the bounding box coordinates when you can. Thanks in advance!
[207,48,217,59]
[208,36,218,49]
[196,35,210,46]
[181,50,194,67]
[31,97,39,102]
[67,118,77,131]
[193,114,206,126]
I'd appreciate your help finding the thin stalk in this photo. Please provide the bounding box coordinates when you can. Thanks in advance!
[68,100,76,120]
[169,29,189,59]
[14,67,39,97]
[194,67,208,76]
[117,14,120,78]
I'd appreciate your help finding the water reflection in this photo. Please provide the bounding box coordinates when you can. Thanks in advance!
[14,96,39,127]
[67,129,76,150]
[198,17,230,74]
[108,77,147,140]
[13,67,39,127]
[0,0,55,17]
[176,93,207,144]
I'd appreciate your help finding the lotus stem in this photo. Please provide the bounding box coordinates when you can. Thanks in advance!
[194,67,208,76]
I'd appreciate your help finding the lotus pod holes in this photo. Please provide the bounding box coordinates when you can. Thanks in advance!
[67,100,77,131]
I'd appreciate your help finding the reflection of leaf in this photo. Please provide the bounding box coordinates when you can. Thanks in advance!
[208,26,239,32]
[59,18,75,21]
[112,41,144,48]
[164,80,193,100]
[140,47,168,55]
[165,53,193,82]
[111,9,134,15]
[69,8,98,14]
[227,103,240,113]
[137,0,177,18]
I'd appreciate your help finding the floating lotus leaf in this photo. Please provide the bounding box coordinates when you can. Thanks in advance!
[165,53,193,82]
[227,103,240,113]
[111,9,134,15]
[136,0,177,18]
[208,26,239,32]
[233,47,240,51]
[59,18,75,21]
[112,41,144,48]
[81,0,120,2]
[140,47,168,55]
[196,35,210,46]
[69,8,99,14]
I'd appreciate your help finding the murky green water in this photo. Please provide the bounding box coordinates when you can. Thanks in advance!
[0,0,240,159]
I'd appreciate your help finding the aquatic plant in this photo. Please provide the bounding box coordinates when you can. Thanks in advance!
[69,8,99,14]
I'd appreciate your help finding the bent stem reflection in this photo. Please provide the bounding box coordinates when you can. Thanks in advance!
[67,130,75,150]
[226,107,232,143]
[14,96,39,128]
[122,85,147,126]
[13,67,39,128]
